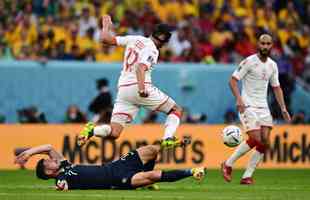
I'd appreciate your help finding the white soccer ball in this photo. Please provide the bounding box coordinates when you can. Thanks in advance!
[222,125,243,147]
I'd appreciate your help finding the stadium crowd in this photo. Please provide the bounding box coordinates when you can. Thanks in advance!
[0,0,309,124]
[0,0,309,80]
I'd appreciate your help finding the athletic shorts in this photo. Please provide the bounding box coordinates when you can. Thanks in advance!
[106,150,144,189]
[111,83,176,126]
[239,106,273,133]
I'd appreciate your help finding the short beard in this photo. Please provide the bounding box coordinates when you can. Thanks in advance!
[259,49,270,57]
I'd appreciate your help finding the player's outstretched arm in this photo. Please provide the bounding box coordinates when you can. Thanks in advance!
[272,86,291,123]
[101,15,117,45]
[14,144,64,165]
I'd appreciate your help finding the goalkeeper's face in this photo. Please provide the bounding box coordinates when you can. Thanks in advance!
[44,159,60,175]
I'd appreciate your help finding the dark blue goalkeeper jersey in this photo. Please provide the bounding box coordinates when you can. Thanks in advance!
[55,150,153,190]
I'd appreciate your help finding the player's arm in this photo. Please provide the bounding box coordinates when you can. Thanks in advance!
[136,63,149,97]
[229,60,249,113]
[14,144,64,165]
[100,15,117,45]
[272,86,290,119]
[229,77,245,113]
[136,49,156,97]
[270,65,291,123]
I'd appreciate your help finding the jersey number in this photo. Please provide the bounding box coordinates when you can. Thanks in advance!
[125,48,138,72]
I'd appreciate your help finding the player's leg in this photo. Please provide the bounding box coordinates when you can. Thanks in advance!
[222,108,261,182]
[241,126,271,184]
[78,99,139,146]
[78,121,125,146]
[161,104,183,148]
[131,167,206,188]
[241,109,273,184]
[136,141,192,172]
[141,85,182,148]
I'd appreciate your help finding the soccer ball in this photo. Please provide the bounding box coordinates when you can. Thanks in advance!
[222,125,243,147]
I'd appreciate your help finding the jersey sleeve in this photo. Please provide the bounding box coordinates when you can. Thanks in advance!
[137,47,158,70]
[232,59,251,80]
[115,36,136,46]
[270,63,280,87]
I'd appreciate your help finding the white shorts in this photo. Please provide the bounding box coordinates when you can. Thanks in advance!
[111,84,176,126]
[239,107,273,133]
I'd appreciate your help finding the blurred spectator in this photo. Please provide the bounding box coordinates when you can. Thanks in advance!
[89,78,113,123]
[15,45,32,60]
[143,111,158,124]
[168,26,191,56]
[234,31,256,58]
[96,109,112,124]
[79,27,99,53]
[96,44,123,62]
[291,110,306,124]
[17,106,47,123]
[224,109,238,124]
[84,48,96,62]
[64,105,87,123]
[79,6,98,37]
[187,113,207,124]
[182,107,207,124]
[55,40,75,60]
[32,0,59,17]
[70,44,84,60]
[0,113,5,123]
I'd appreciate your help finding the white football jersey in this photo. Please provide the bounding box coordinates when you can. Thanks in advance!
[115,35,159,86]
[232,54,280,108]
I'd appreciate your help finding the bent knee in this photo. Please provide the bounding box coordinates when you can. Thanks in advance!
[248,130,262,142]
[110,123,123,139]
[169,106,183,118]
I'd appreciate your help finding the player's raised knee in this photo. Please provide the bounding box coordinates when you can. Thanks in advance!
[169,106,183,118]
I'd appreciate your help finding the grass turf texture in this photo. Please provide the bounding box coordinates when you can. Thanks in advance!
[0,169,309,200]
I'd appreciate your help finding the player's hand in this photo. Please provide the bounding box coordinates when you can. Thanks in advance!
[236,98,246,113]
[138,89,149,98]
[101,14,112,29]
[14,151,30,165]
[281,109,291,123]
[55,180,69,191]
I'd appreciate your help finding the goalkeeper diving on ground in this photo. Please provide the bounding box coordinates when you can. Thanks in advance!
[14,140,205,190]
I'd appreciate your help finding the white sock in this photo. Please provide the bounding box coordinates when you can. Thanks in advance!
[226,141,251,167]
[94,125,111,137]
[163,114,180,139]
[242,150,264,178]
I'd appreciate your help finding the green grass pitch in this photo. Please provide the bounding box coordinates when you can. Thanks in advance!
[0,169,309,200]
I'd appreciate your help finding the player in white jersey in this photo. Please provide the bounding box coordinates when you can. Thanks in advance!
[78,15,184,148]
[221,34,291,184]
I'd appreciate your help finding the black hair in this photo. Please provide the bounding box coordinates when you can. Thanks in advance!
[152,24,175,43]
[96,78,109,90]
[36,159,50,180]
